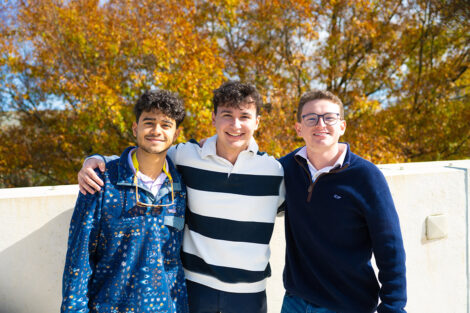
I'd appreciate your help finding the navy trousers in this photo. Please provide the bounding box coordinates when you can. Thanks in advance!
[186,280,267,313]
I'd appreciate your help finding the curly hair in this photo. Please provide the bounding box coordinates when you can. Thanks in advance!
[134,90,185,126]
[212,81,262,115]
[297,90,344,122]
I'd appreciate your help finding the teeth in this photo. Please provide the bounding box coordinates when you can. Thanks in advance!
[227,133,242,137]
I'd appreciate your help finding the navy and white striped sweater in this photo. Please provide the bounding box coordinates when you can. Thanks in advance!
[169,135,285,293]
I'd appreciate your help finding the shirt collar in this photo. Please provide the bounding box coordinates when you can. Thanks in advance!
[127,147,168,184]
[201,134,259,159]
[295,143,347,171]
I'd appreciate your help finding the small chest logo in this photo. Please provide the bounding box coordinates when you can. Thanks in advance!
[333,194,342,200]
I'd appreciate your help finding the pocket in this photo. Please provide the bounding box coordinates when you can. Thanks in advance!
[281,292,305,313]
[161,215,184,265]
[164,215,185,231]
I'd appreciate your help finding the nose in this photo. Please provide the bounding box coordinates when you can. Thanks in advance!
[315,116,327,127]
[232,118,242,128]
[150,124,163,135]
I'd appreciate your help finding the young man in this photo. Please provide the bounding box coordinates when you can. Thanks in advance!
[61,90,189,313]
[279,90,407,313]
[77,81,285,313]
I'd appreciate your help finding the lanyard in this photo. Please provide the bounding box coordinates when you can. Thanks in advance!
[131,149,175,208]
[132,150,173,182]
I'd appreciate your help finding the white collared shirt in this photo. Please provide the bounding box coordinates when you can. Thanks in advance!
[128,148,167,197]
[295,143,347,182]
[198,135,259,171]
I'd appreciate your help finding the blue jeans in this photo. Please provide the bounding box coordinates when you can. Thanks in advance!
[187,280,267,313]
[280,292,337,313]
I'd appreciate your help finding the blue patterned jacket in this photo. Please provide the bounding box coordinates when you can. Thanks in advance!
[61,146,188,313]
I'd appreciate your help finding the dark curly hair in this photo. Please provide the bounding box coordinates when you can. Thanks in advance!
[212,81,262,115]
[134,90,185,126]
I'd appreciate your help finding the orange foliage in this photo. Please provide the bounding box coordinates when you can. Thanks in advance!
[0,0,468,187]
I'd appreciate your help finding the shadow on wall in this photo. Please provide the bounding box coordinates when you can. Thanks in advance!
[0,209,73,313]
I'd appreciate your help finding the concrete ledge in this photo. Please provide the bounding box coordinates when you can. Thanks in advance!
[0,184,79,199]
[0,185,79,313]
[0,160,469,313]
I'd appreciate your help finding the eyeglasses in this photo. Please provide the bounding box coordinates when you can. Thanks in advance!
[133,174,175,208]
[301,112,340,127]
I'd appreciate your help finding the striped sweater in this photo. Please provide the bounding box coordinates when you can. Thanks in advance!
[167,135,285,293]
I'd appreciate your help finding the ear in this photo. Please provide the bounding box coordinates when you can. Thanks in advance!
[173,127,181,143]
[339,120,346,136]
[212,111,216,127]
[254,115,261,131]
[132,121,138,137]
[295,122,302,136]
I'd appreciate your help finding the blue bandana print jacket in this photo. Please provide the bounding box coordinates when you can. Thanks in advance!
[61,147,188,313]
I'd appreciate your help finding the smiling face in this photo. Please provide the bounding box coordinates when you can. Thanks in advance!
[295,99,346,154]
[212,100,260,161]
[132,109,180,155]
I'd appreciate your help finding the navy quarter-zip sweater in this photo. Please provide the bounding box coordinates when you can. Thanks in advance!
[279,144,406,313]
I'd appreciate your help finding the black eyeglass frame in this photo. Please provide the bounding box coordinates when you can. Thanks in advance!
[301,112,341,126]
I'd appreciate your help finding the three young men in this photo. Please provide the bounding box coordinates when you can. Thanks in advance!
[61,90,189,312]
[74,85,407,313]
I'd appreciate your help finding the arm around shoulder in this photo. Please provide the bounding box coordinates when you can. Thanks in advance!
[79,154,118,194]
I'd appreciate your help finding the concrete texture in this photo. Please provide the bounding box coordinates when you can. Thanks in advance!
[0,160,469,313]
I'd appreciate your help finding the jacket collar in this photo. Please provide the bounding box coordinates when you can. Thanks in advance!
[116,146,182,191]
[117,146,136,186]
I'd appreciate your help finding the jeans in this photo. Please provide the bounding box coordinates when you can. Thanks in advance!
[280,292,337,313]
[187,280,267,313]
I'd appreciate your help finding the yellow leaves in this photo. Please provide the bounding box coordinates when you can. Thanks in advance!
[1,0,469,187]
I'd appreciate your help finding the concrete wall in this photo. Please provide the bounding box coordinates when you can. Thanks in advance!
[0,160,469,313]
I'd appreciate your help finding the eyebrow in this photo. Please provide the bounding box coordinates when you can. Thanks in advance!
[219,108,253,115]
[142,117,174,124]
[302,112,340,116]
[142,117,156,121]
[219,109,233,113]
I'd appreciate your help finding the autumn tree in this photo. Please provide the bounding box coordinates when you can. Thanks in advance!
[0,0,468,187]
[1,0,225,186]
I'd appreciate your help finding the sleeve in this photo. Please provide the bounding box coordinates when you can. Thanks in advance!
[166,175,189,313]
[85,154,119,164]
[362,167,407,313]
[61,189,102,313]
[166,145,177,163]
[277,178,286,215]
